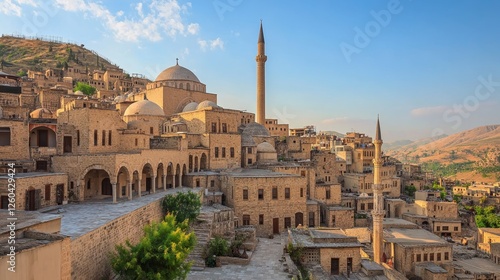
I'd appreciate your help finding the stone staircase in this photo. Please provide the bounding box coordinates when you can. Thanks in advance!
[187,211,214,270]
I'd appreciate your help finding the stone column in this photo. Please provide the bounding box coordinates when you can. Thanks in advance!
[127,180,132,200]
[152,176,156,193]
[172,173,176,189]
[112,182,117,203]
[137,176,142,198]
[162,175,167,191]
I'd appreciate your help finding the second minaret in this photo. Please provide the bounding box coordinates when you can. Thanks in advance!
[256,22,267,125]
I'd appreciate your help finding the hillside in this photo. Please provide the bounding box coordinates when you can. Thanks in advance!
[387,125,500,183]
[0,35,118,75]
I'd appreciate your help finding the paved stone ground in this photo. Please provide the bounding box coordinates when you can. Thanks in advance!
[188,233,291,280]
[41,187,200,239]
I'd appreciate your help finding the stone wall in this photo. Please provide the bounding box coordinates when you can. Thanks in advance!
[69,198,164,280]
[319,247,361,275]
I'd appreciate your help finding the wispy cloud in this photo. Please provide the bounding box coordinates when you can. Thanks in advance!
[52,0,199,42]
[321,117,350,125]
[0,0,37,16]
[410,105,448,117]
[198,37,224,51]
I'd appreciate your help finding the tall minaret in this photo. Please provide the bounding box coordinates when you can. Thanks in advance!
[256,21,267,125]
[372,116,385,264]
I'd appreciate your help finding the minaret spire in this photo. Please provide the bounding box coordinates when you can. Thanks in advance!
[256,21,267,125]
[372,115,385,264]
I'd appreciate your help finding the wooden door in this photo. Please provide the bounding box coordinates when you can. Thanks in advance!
[273,218,279,234]
[56,184,64,204]
[331,258,339,275]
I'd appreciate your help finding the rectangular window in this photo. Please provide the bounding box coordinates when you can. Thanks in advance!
[247,158,252,164]
[210,180,215,188]
[424,253,428,262]
[285,188,290,199]
[444,252,449,260]
[361,203,365,211]
[222,147,226,158]
[259,214,264,225]
[222,123,227,133]
[272,187,278,199]
[326,188,331,199]
[63,136,72,153]
[416,254,421,262]
[258,189,264,200]
[215,147,219,158]
[430,253,434,261]
[45,184,51,201]
[436,226,441,231]
[108,130,112,145]
[102,130,106,146]
[76,130,80,146]
[454,226,459,231]
[135,138,138,146]
[300,188,303,197]
[442,226,449,231]
[211,122,217,133]
[150,127,153,134]
[243,189,248,200]
[243,215,250,226]
[94,130,98,146]
[284,217,291,228]
[230,147,235,158]
[247,147,252,154]
[308,212,315,227]
[437,253,441,261]
[368,203,373,210]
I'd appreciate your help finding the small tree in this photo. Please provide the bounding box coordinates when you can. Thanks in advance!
[162,191,201,224]
[111,213,196,280]
[73,82,96,96]
[17,69,27,77]
[404,185,417,197]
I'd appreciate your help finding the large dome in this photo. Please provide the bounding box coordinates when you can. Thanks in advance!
[196,100,220,110]
[182,102,199,112]
[155,63,200,82]
[124,100,164,116]
[257,142,276,153]
[241,122,270,146]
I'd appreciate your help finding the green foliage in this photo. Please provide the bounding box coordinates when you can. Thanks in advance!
[453,194,463,203]
[474,206,500,228]
[404,185,417,197]
[287,242,309,280]
[16,69,27,77]
[207,236,229,257]
[162,191,201,224]
[421,161,475,177]
[73,82,96,96]
[111,213,196,280]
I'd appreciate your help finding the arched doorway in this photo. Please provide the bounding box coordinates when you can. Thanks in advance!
[29,126,56,148]
[142,163,154,194]
[200,153,207,171]
[166,163,173,188]
[117,166,130,199]
[194,156,198,172]
[189,155,193,173]
[295,212,304,227]
[175,164,181,187]
[83,169,111,200]
[157,163,165,191]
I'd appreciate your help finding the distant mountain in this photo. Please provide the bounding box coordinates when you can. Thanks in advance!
[387,125,500,183]
[384,139,414,150]
[320,131,345,138]
[0,35,118,75]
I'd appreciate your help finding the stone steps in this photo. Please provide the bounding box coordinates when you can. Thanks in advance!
[187,211,214,271]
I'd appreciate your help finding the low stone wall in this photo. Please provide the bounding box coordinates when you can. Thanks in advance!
[70,199,164,280]
[218,254,252,265]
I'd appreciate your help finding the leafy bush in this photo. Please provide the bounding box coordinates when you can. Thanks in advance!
[162,191,201,224]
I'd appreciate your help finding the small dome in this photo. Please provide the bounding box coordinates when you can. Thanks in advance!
[241,122,270,147]
[123,100,164,116]
[74,90,84,95]
[182,102,199,112]
[30,108,53,118]
[155,63,200,82]
[257,142,276,153]
[196,100,220,110]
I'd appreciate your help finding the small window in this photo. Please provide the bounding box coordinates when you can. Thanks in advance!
[454,226,459,231]
[416,254,421,262]
[247,147,252,154]
[444,252,449,260]
[94,130,98,146]
[247,158,252,164]
[108,130,112,145]
[243,189,248,200]
[222,147,226,158]
[243,215,250,226]
[135,138,138,146]
[211,122,217,133]
[259,214,264,225]
[300,188,303,197]
[424,253,428,262]
[437,226,441,231]
[76,130,80,146]
[430,253,434,261]
[437,253,441,261]
[102,130,106,146]
[272,187,278,199]
[285,188,290,199]
[150,127,153,134]
[210,180,215,188]
[258,189,264,200]
[215,147,219,158]
[222,123,227,133]
[230,147,235,158]
[442,226,449,231]
[326,188,331,199]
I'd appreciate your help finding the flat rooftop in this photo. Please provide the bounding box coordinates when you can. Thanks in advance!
[47,187,201,239]
[454,258,500,275]
[384,228,449,247]
[383,218,419,228]
[290,229,363,249]
[0,210,61,236]
[224,168,300,178]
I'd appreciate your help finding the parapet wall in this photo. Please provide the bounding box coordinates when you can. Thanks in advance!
[70,198,164,280]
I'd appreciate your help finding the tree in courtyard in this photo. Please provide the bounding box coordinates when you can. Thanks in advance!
[73,82,96,96]
[403,185,417,197]
[162,191,201,224]
[111,213,196,280]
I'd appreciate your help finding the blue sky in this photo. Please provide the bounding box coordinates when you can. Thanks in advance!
[1,0,500,142]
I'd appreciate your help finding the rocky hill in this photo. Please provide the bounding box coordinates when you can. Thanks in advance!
[0,35,118,75]
[387,125,500,183]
